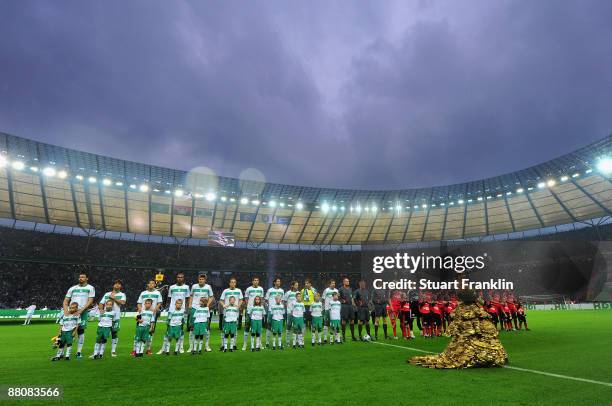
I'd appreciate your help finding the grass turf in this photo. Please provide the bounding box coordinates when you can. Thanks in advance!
[0,310,611,405]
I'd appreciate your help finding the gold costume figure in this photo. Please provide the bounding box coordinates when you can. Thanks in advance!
[409,301,508,369]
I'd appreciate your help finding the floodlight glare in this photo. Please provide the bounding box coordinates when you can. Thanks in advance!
[30,166,39,172]
[458,199,464,204]
[332,205,338,211]
[102,179,112,186]
[43,167,56,177]
[395,205,402,211]
[205,192,216,201]
[597,158,612,174]
[572,173,579,178]
[12,161,25,170]
[268,200,277,207]
[174,189,184,197]
[88,177,97,183]
[477,197,483,201]
[115,182,123,186]
[279,202,285,207]
[57,170,68,179]
[220,196,227,202]
[252,199,260,206]
[129,184,136,189]
[76,175,84,180]
[537,182,546,189]
[139,184,149,192]
[560,176,568,182]
[229,197,236,202]
[296,202,304,210]
[240,197,249,204]
[546,179,556,188]
[516,188,524,193]
[0,156,7,168]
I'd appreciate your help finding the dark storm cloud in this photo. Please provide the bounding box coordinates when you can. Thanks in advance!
[0,0,611,189]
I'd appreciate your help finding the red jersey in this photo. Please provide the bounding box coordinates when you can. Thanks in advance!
[431,304,442,315]
[401,302,411,313]
[390,291,402,311]
[420,303,430,314]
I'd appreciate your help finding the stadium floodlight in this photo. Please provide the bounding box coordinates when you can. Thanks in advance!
[269,200,277,207]
[527,187,534,191]
[240,197,249,204]
[467,199,473,203]
[88,176,97,183]
[321,203,329,213]
[449,202,454,206]
[506,191,512,196]
[279,202,285,207]
[440,202,445,206]
[75,174,84,180]
[422,204,427,208]
[477,197,483,201]
[560,176,569,182]
[597,158,612,174]
[395,204,402,211]
[332,205,338,211]
[139,184,149,192]
[458,199,464,204]
[229,197,236,202]
[516,188,524,193]
[537,182,546,189]
[252,199,260,206]
[496,193,502,197]
[296,202,304,210]
[115,181,123,186]
[205,192,216,201]
[42,167,56,177]
[0,156,7,168]
[129,184,136,189]
[340,206,345,211]
[164,190,171,194]
[364,207,369,212]
[371,205,377,212]
[194,193,203,198]
[102,178,112,186]
[174,189,184,197]
[220,196,227,202]
[11,161,25,170]
[57,170,68,179]
[572,173,579,178]
[30,166,39,172]
[546,179,556,188]
[413,205,419,209]
[486,196,492,199]
[585,169,592,174]
[355,206,362,213]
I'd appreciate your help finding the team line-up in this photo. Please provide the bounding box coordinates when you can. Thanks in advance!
[51,271,529,360]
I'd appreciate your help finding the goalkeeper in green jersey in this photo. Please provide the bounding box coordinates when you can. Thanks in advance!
[269,295,285,350]
[163,299,186,355]
[93,300,116,359]
[191,297,211,354]
[310,293,324,346]
[134,299,155,357]
[247,296,266,351]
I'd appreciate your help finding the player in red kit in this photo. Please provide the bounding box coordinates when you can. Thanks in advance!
[431,300,443,336]
[387,290,403,340]
[419,301,432,338]
[516,304,529,331]
[400,300,413,339]
[506,293,518,330]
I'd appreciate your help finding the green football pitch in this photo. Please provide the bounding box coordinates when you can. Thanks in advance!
[0,310,610,405]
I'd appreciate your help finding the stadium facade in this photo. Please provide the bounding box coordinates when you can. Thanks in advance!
[0,132,610,249]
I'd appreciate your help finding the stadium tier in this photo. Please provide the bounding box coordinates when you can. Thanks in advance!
[0,132,610,246]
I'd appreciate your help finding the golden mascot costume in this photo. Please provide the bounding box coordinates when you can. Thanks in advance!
[409,290,508,368]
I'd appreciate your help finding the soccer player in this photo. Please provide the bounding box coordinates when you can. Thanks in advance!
[163,299,186,355]
[134,299,155,357]
[291,292,306,349]
[371,288,388,340]
[301,278,317,330]
[321,279,338,344]
[165,272,190,353]
[387,289,402,340]
[222,296,240,352]
[506,293,519,330]
[63,272,95,358]
[136,280,163,355]
[264,277,284,347]
[400,299,414,339]
[188,273,214,353]
[419,300,432,338]
[329,292,342,344]
[431,298,443,337]
[219,277,243,351]
[23,303,36,325]
[310,293,323,346]
[192,297,211,354]
[92,300,116,359]
[247,296,265,351]
[283,281,299,347]
[98,280,126,357]
[269,295,285,350]
[354,280,372,340]
[243,276,264,351]
[51,302,79,361]
[338,277,356,342]
[516,303,529,331]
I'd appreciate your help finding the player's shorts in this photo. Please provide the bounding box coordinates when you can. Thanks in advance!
[59,330,74,346]
[311,316,323,331]
[135,325,151,342]
[193,322,208,336]
[79,311,89,328]
[96,326,111,342]
[357,307,370,323]
[223,321,237,335]
[330,319,341,330]
[250,319,262,335]
[489,313,499,324]
[323,310,331,326]
[286,314,294,330]
[271,319,283,334]
[421,313,431,326]
[374,304,387,318]
[340,304,354,321]
[517,314,526,323]
[166,325,182,340]
[112,319,121,332]
[292,317,304,332]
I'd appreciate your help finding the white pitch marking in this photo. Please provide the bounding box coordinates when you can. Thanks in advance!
[369,340,612,387]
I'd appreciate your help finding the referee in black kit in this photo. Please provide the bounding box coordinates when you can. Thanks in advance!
[338,277,356,342]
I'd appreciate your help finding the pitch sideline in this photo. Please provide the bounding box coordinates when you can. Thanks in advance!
[369,340,612,388]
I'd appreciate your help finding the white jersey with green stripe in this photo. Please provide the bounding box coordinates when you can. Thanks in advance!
[269,304,285,321]
[137,289,163,311]
[220,288,243,311]
[283,290,298,312]
[310,302,323,317]
[65,284,95,310]
[322,288,338,310]
[292,302,305,318]
[138,309,155,326]
[244,285,265,310]
[60,314,79,331]
[190,283,214,309]
[223,305,240,323]
[248,305,266,321]
[193,307,210,323]
[167,311,185,327]
[98,311,115,328]
[330,300,342,321]
[265,287,284,308]
[100,290,126,320]
[168,284,190,312]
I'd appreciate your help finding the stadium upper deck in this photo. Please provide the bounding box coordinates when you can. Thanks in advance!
[0,132,610,246]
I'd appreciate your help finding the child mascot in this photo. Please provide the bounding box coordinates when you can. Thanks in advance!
[409,290,508,368]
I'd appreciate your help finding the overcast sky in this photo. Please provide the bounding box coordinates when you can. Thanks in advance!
[0,1,611,189]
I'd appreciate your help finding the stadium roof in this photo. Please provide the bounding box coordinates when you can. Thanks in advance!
[0,132,610,246]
